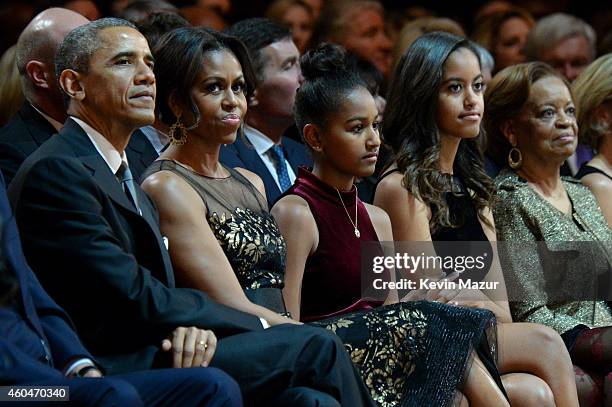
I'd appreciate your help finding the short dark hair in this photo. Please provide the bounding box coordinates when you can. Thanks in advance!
[55,18,137,105]
[136,12,190,50]
[154,27,256,127]
[224,18,291,81]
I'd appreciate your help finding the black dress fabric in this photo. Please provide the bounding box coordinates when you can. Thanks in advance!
[575,164,612,181]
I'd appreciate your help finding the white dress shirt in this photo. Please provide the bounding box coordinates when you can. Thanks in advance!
[243,125,296,190]
[71,117,127,175]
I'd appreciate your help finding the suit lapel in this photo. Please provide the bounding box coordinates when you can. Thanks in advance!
[62,120,143,216]
[19,103,57,147]
[61,120,175,285]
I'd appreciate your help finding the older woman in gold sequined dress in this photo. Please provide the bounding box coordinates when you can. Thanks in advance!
[484,61,612,406]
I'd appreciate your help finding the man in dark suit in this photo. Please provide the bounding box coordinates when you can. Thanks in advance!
[9,18,374,407]
[0,8,158,186]
[221,19,312,206]
[0,172,242,406]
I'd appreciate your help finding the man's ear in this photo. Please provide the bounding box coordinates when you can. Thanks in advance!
[500,120,518,147]
[303,123,323,152]
[59,70,85,101]
[248,89,259,108]
[25,60,51,90]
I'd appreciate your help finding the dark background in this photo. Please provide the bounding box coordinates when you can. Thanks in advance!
[1,0,610,56]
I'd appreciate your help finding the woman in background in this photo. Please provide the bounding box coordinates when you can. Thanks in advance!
[266,0,314,54]
[311,0,392,78]
[573,54,612,227]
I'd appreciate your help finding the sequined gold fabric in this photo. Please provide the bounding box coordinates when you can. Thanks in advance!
[494,169,612,334]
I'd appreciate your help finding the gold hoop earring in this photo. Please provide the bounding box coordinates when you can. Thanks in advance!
[507,147,522,169]
[169,114,188,145]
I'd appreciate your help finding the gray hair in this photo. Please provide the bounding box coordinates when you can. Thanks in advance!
[55,18,137,104]
[525,13,596,61]
[472,42,495,74]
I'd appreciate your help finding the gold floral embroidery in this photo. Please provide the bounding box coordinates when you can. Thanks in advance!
[313,304,429,407]
[208,207,286,289]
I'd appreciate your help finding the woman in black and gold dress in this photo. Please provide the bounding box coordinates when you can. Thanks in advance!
[142,28,511,407]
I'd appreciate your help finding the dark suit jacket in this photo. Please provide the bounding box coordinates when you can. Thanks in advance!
[0,172,92,374]
[125,128,159,183]
[220,132,312,206]
[0,103,158,186]
[8,119,262,374]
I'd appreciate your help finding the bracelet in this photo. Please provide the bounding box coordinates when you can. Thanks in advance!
[75,365,99,377]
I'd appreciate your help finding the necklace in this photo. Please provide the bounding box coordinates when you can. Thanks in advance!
[335,185,360,238]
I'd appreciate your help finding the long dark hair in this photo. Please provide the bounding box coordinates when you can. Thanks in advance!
[383,32,494,232]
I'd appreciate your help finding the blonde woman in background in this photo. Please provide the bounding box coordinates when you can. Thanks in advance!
[266,0,314,54]
[573,54,612,227]
[0,45,23,127]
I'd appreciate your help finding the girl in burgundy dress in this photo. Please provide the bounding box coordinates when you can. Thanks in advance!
[272,43,514,407]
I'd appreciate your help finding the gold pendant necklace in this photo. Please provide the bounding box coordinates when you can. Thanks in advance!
[335,185,360,238]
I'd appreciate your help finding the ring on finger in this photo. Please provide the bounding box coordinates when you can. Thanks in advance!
[197,340,208,350]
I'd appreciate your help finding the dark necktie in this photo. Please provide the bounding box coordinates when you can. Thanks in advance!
[116,161,141,214]
[269,145,292,192]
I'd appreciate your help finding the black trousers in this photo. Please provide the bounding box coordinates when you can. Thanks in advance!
[211,324,376,407]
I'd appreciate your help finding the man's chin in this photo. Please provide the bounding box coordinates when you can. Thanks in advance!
[130,112,156,128]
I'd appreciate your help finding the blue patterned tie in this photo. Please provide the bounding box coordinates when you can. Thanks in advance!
[270,145,292,192]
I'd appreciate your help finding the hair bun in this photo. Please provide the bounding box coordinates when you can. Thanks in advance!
[300,43,349,81]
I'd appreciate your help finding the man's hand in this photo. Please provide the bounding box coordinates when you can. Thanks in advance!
[162,326,217,368]
[80,367,103,378]
[72,364,103,378]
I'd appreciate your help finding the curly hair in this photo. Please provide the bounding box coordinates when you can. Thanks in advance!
[383,32,495,233]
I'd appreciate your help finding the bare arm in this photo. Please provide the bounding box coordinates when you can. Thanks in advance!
[373,172,432,242]
[141,170,296,326]
[364,203,399,304]
[468,208,512,322]
[581,173,612,228]
[271,195,318,322]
